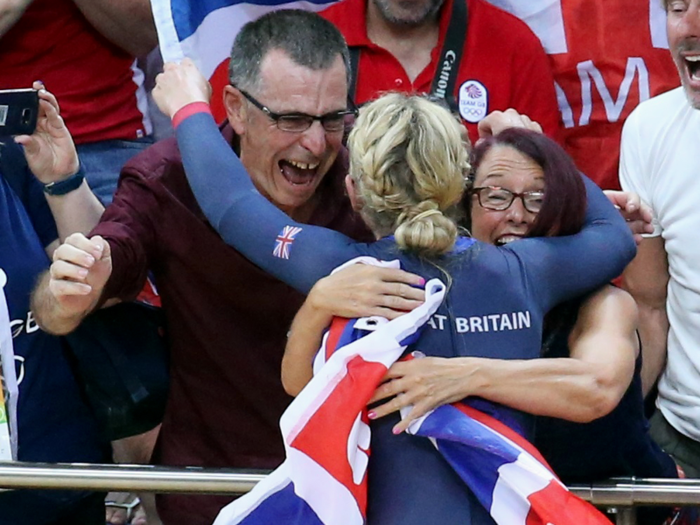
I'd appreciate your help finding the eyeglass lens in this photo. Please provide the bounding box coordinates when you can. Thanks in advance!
[276,113,347,133]
[477,187,544,213]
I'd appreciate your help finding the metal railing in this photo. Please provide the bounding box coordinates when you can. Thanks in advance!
[1,462,700,524]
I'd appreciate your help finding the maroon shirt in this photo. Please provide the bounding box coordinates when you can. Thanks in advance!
[92,125,371,524]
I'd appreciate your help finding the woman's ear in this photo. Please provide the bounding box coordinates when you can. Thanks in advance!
[223,85,247,135]
[345,174,361,211]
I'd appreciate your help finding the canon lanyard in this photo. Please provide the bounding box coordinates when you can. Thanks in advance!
[349,0,469,114]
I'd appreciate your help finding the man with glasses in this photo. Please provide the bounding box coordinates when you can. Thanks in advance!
[31,11,377,525]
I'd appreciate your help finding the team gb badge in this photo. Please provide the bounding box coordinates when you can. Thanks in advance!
[458,80,488,123]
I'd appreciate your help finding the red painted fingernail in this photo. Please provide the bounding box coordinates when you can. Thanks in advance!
[419,277,426,286]
[392,426,401,435]
[367,411,376,419]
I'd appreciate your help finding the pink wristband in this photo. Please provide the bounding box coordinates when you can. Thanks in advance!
[172,102,212,129]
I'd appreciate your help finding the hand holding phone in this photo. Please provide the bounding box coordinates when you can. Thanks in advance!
[0,89,39,137]
[11,83,79,183]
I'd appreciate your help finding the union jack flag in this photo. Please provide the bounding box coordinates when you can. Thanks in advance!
[213,259,444,525]
[213,258,610,525]
[273,225,303,259]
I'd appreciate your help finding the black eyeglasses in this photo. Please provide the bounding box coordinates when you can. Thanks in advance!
[234,85,357,133]
[470,186,545,214]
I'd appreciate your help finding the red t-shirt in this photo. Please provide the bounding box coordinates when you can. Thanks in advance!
[321,0,562,145]
[486,0,679,189]
[0,0,150,144]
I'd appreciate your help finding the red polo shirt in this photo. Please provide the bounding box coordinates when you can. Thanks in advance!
[322,0,562,145]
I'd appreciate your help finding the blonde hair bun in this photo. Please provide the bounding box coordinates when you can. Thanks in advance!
[347,93,470,257]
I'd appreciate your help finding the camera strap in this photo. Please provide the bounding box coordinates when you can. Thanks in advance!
[349,0,469,113]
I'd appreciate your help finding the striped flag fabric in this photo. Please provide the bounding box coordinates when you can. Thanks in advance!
[405,402,611,524]
[151,0,336,120]
[212,258,610,524]
[213,258,446,524]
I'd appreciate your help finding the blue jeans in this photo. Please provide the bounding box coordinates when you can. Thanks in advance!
[77,137,154,206]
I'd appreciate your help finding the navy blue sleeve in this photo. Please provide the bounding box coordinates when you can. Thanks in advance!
[24,175,58,248]
[0,140,58,247]
[506,175,636,311]
[177,112,361,294]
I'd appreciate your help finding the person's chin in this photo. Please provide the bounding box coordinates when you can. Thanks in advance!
[684,85,700,110]
[272,177,322,212]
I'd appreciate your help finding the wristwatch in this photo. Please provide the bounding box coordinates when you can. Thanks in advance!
[42,165,85,196]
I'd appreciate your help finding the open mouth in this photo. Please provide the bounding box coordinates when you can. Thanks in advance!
[684,55,700,82]
[279,159,320,187]
[495,235,523,246]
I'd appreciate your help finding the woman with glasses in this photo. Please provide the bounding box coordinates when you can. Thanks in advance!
[153,61,636,524]
[465,130,678,489]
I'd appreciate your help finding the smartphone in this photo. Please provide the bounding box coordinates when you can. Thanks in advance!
[0,89,39,136]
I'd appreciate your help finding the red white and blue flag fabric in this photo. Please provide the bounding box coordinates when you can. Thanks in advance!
[213,257,610,525]
[213,258,444,525]
[151,0,336,120]
[273,225,303,260]
[404,403,610,524]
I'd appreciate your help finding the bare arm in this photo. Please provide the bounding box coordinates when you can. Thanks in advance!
[282,264,426,396]
[0,0,32,37]
[622,236,669,395]
[369,286,639,433]
[477,108,542,142]
[71,0,157,57]
[15,83,103,248]
[283,300,333,396]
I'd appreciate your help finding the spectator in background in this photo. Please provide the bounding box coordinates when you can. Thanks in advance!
[485,0,679,189]
[0,0,157,204]
[320,0,562,145]
[620,0,700,478]
[0,83,107,524]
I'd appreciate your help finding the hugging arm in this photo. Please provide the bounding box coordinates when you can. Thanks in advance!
[370,285,638,432]
[282,264,426,395]
[514,175,636,311]
[283,299,334,396]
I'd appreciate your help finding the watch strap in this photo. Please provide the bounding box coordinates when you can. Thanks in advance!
[42,165,85,196]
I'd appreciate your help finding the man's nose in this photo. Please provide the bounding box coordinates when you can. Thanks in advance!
[299,120,328,157]
[679,2,700,39]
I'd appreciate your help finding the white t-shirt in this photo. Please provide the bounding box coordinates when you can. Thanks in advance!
[620,86,700,442]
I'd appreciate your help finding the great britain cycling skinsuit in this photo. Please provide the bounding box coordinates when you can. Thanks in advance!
[173,108,635,524]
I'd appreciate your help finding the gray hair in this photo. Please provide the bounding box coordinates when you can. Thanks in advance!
[228,9,351,92]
